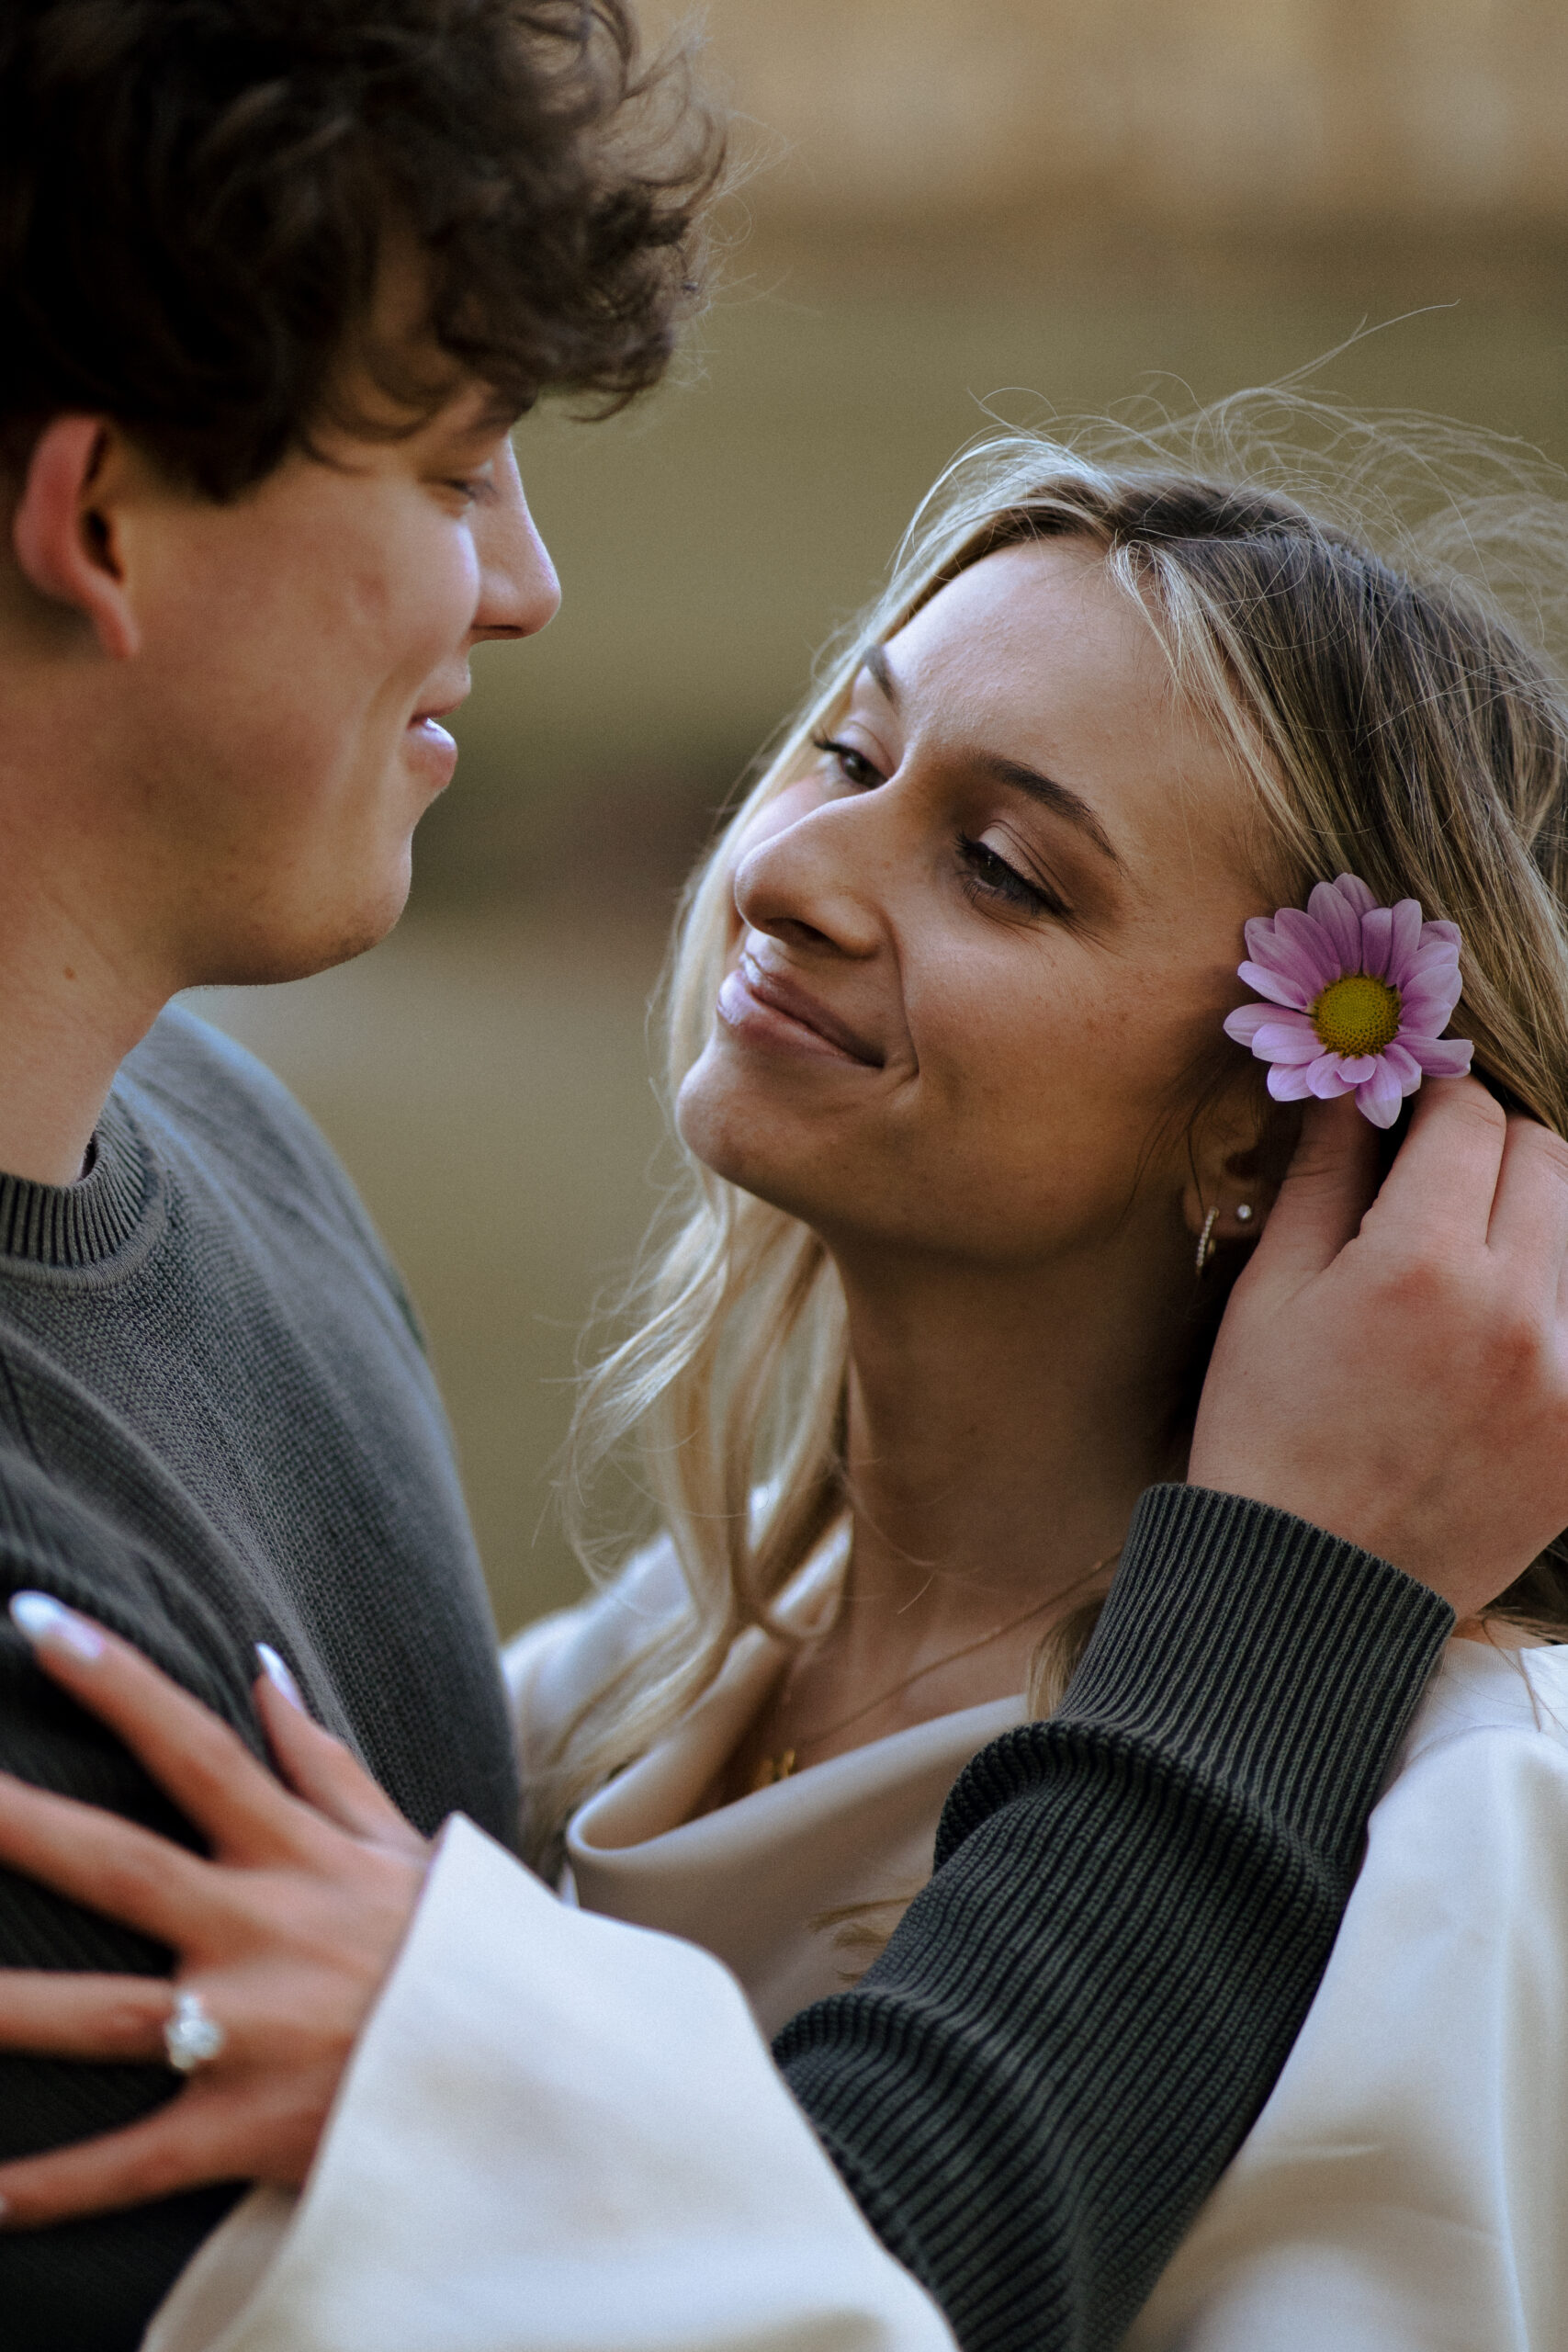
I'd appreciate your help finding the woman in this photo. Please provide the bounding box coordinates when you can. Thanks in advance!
[6,394,1568,2348]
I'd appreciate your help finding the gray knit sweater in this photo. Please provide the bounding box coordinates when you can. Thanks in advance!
[0,1010,1451,2352]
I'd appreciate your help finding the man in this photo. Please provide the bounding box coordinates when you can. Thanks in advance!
[1,6,1566,2351]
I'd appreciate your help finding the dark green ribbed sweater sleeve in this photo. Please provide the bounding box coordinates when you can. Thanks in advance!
[774,1484,1454,2352]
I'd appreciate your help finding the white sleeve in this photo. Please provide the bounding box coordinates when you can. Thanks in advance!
[142,1815,955,2352]
[1124,1715,1568,2352]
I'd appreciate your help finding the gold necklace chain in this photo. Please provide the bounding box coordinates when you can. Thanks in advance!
[750,1552,1117,1792]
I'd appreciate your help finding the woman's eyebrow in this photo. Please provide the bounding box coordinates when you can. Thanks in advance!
[859,643,902,711]
[975,754,1123,869]
[856,643,1122,869]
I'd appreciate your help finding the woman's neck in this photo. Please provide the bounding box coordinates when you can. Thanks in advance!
[723,1228,1200,1794]
[840,1236,1190,1622]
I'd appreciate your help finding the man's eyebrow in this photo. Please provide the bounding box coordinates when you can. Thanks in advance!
[442,393,526,444]
[855,644,1122,870]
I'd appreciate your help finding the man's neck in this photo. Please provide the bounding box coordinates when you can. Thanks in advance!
[0,888,165,1185]
[0,624,177,1182]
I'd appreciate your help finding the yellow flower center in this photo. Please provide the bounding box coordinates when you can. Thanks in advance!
[1311,973,1402,1057]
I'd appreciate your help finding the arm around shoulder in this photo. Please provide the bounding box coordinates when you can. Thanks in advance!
[147,1815,956,2352]
[775,1484,1453,2352]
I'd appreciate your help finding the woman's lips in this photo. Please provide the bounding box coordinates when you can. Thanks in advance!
[716,952,884,1067]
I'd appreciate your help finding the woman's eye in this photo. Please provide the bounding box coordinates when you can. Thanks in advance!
[957,832,1066,918]
[810,733,883,788]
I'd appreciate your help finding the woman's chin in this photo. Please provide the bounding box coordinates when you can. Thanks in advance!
[676,1067,831,1222]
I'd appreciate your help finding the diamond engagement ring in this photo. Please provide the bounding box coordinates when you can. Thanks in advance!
[164,1989,226,2074]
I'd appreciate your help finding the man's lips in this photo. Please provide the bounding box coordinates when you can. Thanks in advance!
[408,696,463,738]
[716,950,884,1067]
[403,704,461,788]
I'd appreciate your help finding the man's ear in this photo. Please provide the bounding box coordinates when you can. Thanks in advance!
[12,416,141,660]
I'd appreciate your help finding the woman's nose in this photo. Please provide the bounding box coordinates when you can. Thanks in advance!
[731,793,886,961]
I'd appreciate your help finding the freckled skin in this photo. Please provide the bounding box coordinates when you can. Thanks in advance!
[680,539,1287,1778]
[679,541,1269,1275]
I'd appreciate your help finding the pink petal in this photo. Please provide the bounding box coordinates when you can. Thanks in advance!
[1307,879,1363,969]
[1398,975,1462,1035]
[1273,907,1344,987]
[1266,1060,1319,1102]
[1382,899,1425,984]
[1359,905,1393,979]
[1250,1020,1325,1065]
[1333,875,1378,914]
[1382,1041,1424,1091]
[1402,1034,1475,1077]
[1237,958,1312,1012]
[1356,1057,1405,1128]
[1223,1001,1275,1045]
[1406,935,1461,981]
[1421,919,1462,952]
[1268,933,1339,999]
[1224,1001,1314,1053]
[1307,1053,1353,1099]
[1243,914,1344,1001]
[1335,1055,1378,1085]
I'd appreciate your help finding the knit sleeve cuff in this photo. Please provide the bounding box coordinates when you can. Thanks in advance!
[938,1485,1453,1868]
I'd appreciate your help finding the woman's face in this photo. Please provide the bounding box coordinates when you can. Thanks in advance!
[677,539,1269,1271]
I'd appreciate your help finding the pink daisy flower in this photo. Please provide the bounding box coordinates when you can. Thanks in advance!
[1223,873,1473,1129]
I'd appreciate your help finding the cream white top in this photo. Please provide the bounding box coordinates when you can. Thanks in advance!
[511,1527,1025,2034]
[1127,1635,1568,2352]
[147,1540,1568,2352]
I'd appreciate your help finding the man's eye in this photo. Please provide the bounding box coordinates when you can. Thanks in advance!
[810,733,882,787]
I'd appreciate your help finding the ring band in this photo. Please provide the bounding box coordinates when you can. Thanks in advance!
[164,1988,226,2074]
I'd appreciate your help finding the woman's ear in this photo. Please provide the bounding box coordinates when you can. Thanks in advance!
[1179,1077,1292,1249]
[12,415,141,659]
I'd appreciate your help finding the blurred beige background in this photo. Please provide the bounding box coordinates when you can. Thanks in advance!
[200,0,1568,1639]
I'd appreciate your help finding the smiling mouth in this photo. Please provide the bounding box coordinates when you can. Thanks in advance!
[717,949,884,1067]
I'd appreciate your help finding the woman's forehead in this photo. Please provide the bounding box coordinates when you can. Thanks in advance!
[878,541,1251,861]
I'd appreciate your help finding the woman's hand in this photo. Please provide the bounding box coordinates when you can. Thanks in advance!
[1193,1077,1568,1618]
[0,1596,431,2228]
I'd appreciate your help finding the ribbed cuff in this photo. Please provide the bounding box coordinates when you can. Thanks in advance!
[937,1484,1453,1869]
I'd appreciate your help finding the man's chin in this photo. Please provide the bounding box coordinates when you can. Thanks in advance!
[187,858,415,989]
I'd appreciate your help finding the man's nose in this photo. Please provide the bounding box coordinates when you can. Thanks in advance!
[471,438,560,642]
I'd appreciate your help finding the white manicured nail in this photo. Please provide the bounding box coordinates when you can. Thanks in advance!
[9,1591,106,1660]
[255,1643,303,1710]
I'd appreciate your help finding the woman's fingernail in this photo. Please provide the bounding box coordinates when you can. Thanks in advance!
[9,1591,105,1660]
[255,1643,304,1710]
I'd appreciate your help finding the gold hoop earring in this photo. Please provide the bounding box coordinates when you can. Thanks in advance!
[1195,1204,1220,1276]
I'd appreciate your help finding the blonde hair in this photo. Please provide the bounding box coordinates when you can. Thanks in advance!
[527,390,1568,1871]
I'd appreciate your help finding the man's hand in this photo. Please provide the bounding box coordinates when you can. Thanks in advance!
[1192,1075,1568,1620]
[0,1607,429,2228]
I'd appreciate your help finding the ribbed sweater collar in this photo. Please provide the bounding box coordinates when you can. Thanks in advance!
[0,1095,154,1269]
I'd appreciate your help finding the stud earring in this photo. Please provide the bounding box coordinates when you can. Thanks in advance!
[1195,1205,1220,1275]
[1235,1202,1255,1225]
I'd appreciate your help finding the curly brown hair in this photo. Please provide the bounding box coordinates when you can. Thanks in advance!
[0,0,724,497]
